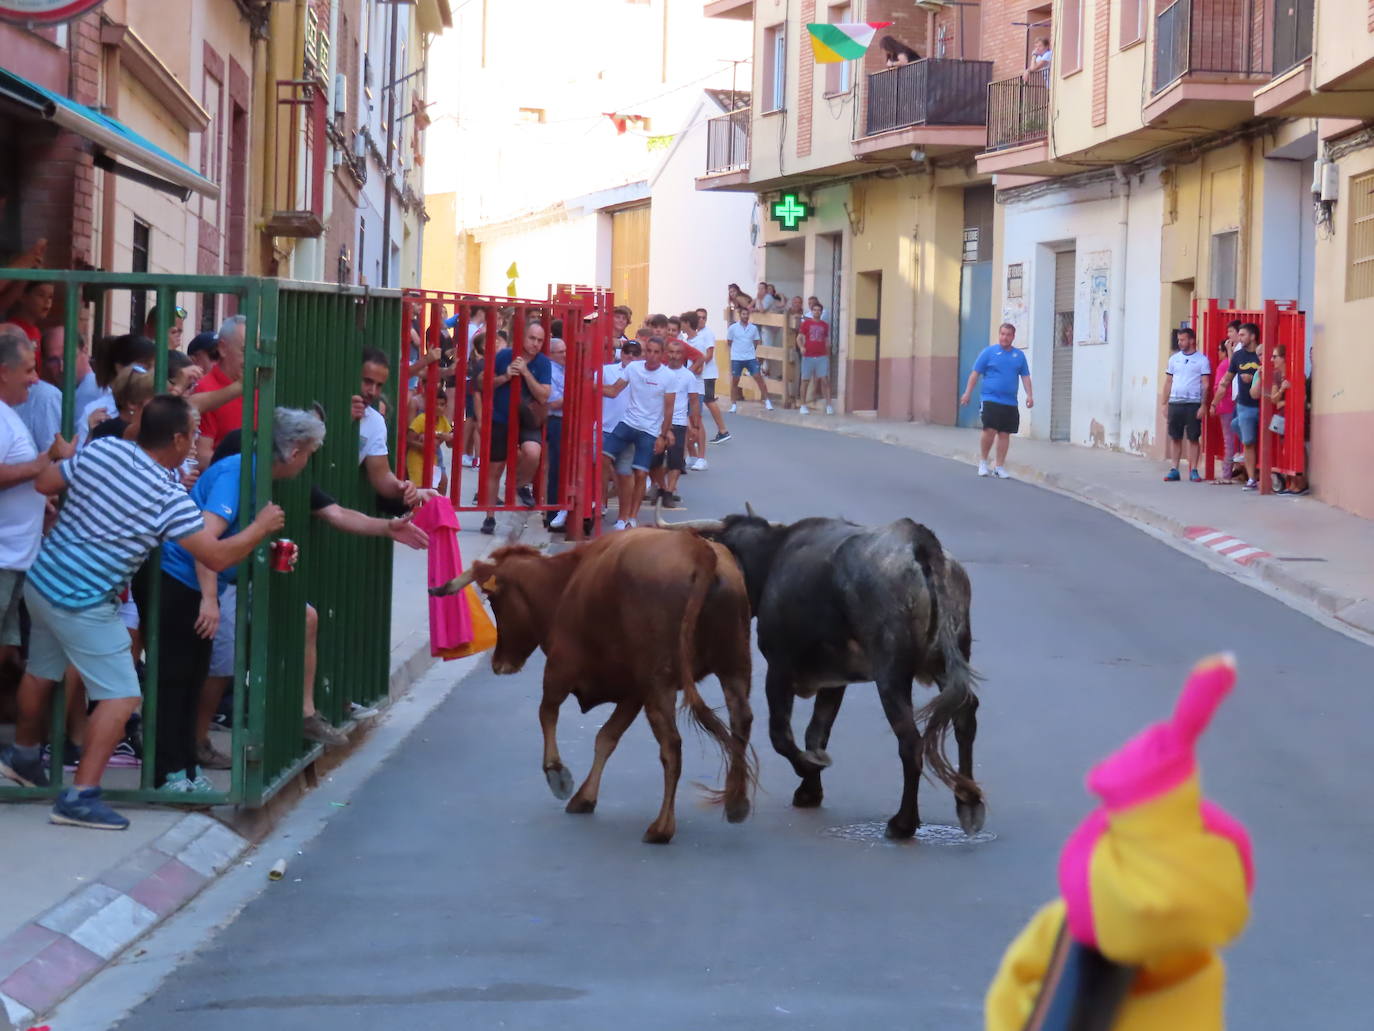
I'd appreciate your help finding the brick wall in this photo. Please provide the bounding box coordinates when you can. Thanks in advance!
[977,0,1049,83]
[864,0,928,77]
[1092,0,1109,124]
[798,0,815,158]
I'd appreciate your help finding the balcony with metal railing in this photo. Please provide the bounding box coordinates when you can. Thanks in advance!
[853,59,994,161]
[698,104,752,191]
[984,74,1049,152]
[1253,0,1351,118]
[1145,0,1271,128]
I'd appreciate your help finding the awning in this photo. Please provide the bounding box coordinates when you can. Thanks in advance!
[0,67,219,202]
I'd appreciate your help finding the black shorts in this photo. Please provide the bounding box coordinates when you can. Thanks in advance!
[981,401,1019,434]
[487,423,542,463]
[702,379,716,403]
[650,424,688,473]
[1167,401,1202,442]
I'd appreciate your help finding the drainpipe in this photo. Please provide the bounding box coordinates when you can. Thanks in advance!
[99,39,120,326]
[1238,135,1254,304]
[1108,164,1131,450]
[380,1,399,287]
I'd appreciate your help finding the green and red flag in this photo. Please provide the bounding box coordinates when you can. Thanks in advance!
[805,21,893,63]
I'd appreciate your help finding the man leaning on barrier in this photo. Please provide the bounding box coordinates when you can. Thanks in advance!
[0,394,284,831]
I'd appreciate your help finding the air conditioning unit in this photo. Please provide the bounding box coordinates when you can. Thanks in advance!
[333,73,348,119]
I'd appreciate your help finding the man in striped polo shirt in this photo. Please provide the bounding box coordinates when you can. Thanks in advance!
[0,395,284,830]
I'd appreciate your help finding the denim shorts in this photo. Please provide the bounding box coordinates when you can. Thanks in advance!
[800,355,830,380]
[209,583,237,677]
[23,582,141,700]
[1232,405,1260,446]
[603,421,658,473]
[731,358,760,378]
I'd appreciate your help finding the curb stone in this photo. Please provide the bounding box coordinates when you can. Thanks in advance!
[753,410,1374,639]
[0,813,247,1022]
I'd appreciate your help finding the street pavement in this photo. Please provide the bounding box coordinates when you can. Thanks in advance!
[111,415,1373,1031]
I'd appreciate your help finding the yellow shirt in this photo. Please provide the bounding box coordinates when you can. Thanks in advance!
[406,412,452,485]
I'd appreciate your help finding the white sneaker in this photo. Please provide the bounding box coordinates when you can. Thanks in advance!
[728,403,738,414]
[994,467,1012,479]
[691,457,708,471]
[799,405,810,415]
[978,461,989,477]
[613,519,627,531]
[460,454,475,468]
[825,404,834,415]
[625,518,637,529]
[550,510,567,530]
[764,399,775,411]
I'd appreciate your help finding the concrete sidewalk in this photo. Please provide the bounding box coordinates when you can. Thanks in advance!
[749,408,1374,638]
[0,511,522,1029]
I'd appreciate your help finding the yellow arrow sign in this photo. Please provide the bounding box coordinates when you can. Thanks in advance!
[506,280,518,298]
[506,262,519,279]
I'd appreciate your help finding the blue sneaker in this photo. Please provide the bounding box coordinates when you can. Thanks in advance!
[1189,469,1202,482]
[1163,468,1181,482]
[51,787,130,830]
[0,744,50,788]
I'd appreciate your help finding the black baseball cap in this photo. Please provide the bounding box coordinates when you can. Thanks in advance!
[187,332,220,359]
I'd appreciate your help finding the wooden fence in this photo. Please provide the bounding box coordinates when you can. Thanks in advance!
[719,309,800,408]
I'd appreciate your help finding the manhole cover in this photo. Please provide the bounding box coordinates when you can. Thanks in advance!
[823,821,997,847]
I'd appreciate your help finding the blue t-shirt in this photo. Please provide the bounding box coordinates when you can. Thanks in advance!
[973,344,1030,406]
[490,347,553,424]
[161,453,249,594]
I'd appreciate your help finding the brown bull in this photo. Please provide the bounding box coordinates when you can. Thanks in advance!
[431,529,755,844]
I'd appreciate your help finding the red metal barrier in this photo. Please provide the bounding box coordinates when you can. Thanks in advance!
[1195,298,1305,493]
[398,287,612,539]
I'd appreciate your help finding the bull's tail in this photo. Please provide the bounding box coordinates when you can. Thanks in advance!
[909,526,982,804]
[678,550,757,823]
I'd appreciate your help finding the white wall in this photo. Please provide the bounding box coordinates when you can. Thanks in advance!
[1001,176,1164,453]
[647,104,757,314]
[475,212,604,301]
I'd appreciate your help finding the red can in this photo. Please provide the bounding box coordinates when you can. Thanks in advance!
[270,538,299,573]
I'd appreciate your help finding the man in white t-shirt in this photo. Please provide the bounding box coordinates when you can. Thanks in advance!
[0,328,58,672]
[1160,327,1212,482]
[602,336,676,530]
[601,337,642,512]
[694,307,730,445]
[726,309,773,414]
[352,347,423,512]
[649,339,700,509]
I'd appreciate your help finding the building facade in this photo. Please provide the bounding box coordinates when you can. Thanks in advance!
[708,0,1373,519]
[422,0,751,318]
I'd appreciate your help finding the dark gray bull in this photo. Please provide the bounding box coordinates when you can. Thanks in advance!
[657,504,985,839]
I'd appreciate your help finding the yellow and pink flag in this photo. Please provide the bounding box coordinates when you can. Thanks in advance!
[805,21,893,63]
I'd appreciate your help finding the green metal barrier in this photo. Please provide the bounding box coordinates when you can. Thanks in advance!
[0,271,402,810]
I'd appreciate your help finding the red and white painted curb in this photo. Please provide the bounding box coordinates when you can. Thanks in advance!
[0,813,247,1027]
[1184,526,1272,566]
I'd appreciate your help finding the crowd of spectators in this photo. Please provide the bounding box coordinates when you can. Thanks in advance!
[0,291,433,831]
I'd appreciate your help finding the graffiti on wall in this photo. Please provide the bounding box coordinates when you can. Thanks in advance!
[1083,250,1111,345]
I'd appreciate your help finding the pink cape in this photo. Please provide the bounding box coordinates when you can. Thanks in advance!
[411,496,474,656]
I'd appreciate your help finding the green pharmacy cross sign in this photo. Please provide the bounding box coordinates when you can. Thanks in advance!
[771,192,811,231]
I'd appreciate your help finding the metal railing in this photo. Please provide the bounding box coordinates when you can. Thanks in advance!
[0,270,404,809]
[985,75,1049,152]
[1154,0,1268,93]
[705,106,750,173]
[269,79,328,237]
[865,59,994,135]
[1272,0,1313,76]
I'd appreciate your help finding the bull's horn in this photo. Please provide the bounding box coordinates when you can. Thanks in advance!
[430,567,477,597]
[745,501,760,519]
[653,498,725,532]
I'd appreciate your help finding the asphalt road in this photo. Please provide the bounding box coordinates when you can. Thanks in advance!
[115,415,1373,1030]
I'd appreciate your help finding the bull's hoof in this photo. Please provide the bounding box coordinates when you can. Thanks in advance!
[885,815,919,840]
[544,765,575,800]
[642,826,675,845]
[724,797,751,824]
[565,796,596,815]
[791,783,824,809]
[957,798,987,836]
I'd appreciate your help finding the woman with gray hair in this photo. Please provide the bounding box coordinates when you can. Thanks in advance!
[140,407,323,792]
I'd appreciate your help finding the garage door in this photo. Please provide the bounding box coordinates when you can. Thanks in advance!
[610,204,651,321]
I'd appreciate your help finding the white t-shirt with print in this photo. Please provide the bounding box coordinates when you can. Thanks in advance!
[358,405,390,465]
[620,360,676,436]
[0,400,46,571]
[603,363,630,432]
[1166,349,1212,403]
